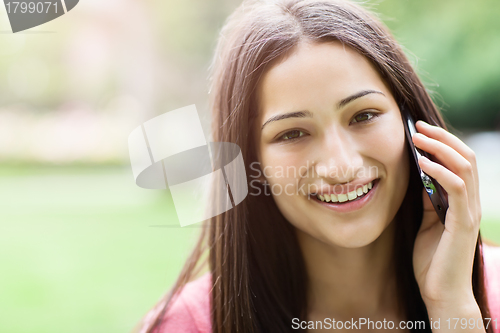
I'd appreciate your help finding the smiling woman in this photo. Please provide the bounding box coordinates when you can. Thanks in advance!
[135,1,500,333]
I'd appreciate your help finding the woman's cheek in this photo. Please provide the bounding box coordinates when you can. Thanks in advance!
[261,152,308,194]
[373,117,410,193]
[367,117,407,161]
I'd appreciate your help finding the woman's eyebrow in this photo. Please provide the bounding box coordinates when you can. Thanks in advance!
[261,110,313,130]
[337,89,385,109]
[261,90,384,130]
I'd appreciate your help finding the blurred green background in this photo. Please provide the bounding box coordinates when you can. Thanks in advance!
[0,0,499,332]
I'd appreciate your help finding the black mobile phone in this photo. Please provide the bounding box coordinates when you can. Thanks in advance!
[401,105,449,224]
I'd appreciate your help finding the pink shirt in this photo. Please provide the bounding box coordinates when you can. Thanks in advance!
[146,244,500,333]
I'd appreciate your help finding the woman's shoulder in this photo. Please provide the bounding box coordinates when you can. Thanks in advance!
[144,273,212,333]
[482,242,500,320]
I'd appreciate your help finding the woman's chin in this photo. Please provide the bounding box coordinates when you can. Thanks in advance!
[327,226,386,248]
[295,218,390,249]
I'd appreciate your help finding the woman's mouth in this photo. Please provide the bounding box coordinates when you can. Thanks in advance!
[310,179,380,213]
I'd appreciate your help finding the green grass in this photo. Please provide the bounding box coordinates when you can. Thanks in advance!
[480,219,500,246]
[0,165,498,333]
[0,165,201,333]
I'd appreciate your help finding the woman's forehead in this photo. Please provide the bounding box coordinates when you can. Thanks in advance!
[256,41,391,120]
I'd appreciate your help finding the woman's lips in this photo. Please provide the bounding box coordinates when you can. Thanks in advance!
[311,179,379,213]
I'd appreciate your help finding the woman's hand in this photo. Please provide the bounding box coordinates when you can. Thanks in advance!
[411,120,482,312]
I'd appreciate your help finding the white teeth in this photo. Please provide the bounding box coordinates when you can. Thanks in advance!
[347,190,357,200]
[338,193,348,202]
[316,180,376,204]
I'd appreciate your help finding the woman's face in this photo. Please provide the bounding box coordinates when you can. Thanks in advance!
[255,41,410,248]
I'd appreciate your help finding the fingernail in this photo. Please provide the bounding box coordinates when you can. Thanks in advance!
[416,120,429,126]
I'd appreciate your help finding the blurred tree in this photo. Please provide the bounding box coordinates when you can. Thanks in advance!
[374,0,500,130]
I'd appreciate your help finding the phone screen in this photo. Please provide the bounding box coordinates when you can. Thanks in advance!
[402,106,449,224]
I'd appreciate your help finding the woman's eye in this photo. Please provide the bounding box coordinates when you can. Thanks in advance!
[351,111,377,124]
[279,130,305,141]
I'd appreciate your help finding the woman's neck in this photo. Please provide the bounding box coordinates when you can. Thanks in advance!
[297,219,404,322]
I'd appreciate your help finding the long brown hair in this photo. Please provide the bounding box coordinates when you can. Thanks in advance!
[141,1,491,332]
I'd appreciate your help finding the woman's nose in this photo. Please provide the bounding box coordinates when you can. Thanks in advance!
[313,130,363,183]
